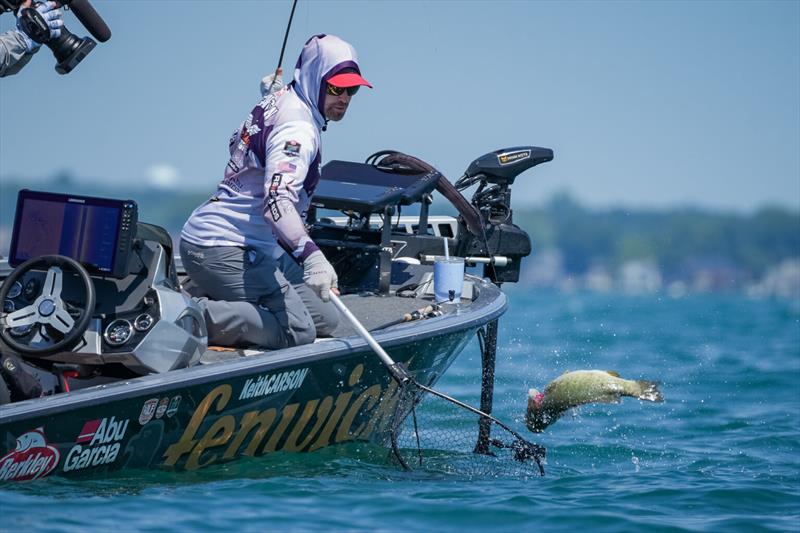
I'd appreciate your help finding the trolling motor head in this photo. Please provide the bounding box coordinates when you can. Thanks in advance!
[1,0,110,74]
[463,146,554,187]
[453,146,554,283]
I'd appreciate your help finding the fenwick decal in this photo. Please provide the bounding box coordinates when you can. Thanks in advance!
[163,364,401,470]
[0,427,60,482]
[63,416,130,472]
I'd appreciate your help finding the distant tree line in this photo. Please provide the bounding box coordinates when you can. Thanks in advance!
[513,193,800,282]
[1,180,798,284]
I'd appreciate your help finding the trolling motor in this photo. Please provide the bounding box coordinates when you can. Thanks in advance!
[453,146,554,283]
[451,146,553,454]
[1,0,111,74]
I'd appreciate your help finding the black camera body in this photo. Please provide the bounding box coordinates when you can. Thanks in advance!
[1,0,108,74]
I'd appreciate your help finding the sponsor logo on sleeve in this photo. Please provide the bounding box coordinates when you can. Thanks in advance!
[63,417,130,473]
[257,94,279,120]
[269,173,283,197]
[268,199,282,222]
[166,395,182,418]
[139,398,158,425]
[497,149,531,165]
[0,428,60,482]
[155,397,170,419]
[283,140,301,157]
[267,172,284,222]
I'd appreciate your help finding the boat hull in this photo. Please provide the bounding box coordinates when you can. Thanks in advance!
[0,283,506,482]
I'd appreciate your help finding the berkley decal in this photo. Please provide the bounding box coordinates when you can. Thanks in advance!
[239,368,309,401]
[497,149,531,165]
[0,427,60,482]
[63,416,130,473]
[139,398,158,425]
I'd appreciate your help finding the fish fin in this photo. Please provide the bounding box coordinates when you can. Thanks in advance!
[635,380,664,402]
[605,370,621,378]
[596,394,622,404]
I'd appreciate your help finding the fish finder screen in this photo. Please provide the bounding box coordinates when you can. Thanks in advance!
[9,192,123,274]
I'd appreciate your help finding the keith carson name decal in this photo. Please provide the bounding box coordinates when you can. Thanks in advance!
[63,416,130,472]
[239,367,309,400]
[0,427,60,482]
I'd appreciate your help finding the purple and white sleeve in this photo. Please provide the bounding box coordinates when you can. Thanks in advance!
[262,121,320,262]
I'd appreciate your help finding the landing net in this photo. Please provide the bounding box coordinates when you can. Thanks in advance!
[388,381,545,477]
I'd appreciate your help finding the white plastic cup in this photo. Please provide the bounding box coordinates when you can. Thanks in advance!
[434,256,465,303]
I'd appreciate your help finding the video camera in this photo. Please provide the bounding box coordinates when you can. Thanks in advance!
[0,0,110,74]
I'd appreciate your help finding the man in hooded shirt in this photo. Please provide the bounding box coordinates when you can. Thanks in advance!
[179,34,372,349]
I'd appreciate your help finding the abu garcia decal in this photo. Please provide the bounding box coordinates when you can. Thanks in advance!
[63,416,130,472]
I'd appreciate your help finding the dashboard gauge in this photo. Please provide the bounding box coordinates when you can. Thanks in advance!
[3,299,14,313]
[6,281,23,299]
[10,324,33,337]
[134,313,154,332]
[104,319,133,346]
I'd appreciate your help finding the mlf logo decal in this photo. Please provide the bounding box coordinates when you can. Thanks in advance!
[140,398,158,425]
[0,427,60,482]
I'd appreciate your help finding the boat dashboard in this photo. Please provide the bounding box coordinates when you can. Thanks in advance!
[0,190,206,379]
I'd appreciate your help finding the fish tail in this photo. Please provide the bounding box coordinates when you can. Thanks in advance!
[635,380,664,402]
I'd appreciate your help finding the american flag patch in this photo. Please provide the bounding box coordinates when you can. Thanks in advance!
[277,162,297,173]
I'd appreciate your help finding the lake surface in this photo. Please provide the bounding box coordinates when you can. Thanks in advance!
[2,290,798,532]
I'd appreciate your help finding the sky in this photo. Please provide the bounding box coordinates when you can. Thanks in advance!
[1,0,798,214]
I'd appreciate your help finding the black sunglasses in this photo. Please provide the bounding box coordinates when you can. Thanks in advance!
[326,84,360,97]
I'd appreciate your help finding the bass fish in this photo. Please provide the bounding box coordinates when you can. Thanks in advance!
[526,370,663,432]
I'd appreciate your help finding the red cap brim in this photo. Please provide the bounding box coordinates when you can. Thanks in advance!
[328,72,373,89]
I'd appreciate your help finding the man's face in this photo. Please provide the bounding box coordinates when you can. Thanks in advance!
[323,88,352,122]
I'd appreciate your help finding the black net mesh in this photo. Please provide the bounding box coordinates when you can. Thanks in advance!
[388,381,546,477]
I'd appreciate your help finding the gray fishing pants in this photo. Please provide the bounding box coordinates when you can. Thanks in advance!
[179,240,339,349]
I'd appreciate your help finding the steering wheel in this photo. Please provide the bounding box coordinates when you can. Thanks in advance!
[0,255,96,357]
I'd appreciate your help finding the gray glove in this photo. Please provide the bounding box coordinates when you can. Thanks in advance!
[260,68,284,97]
[303,250,338,302]
[17,1,63,53]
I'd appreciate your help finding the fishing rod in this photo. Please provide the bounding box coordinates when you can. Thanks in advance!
[268,0,299,93]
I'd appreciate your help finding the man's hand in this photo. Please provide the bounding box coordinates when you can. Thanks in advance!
[16,1,64,52]
[303,250,338,302]
[260,67,283,97]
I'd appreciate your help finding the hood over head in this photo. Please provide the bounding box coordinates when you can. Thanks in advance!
[291,34,370,129]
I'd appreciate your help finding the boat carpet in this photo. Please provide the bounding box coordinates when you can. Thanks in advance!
[199,292,437,364]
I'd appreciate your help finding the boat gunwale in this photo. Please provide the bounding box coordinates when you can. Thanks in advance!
[0,274,506,423]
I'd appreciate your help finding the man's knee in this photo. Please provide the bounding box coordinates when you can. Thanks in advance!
[313,300,340,337]
[196,298,278,349]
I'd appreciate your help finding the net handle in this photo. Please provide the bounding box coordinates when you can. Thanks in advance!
[329,293,411,384]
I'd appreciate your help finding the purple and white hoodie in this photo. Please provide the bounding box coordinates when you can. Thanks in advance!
[181,34,365,263]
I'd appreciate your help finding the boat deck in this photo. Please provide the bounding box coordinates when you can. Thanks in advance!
[198,263,471,364]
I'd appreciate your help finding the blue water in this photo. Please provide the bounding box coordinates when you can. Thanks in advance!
[3,290,799,532]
